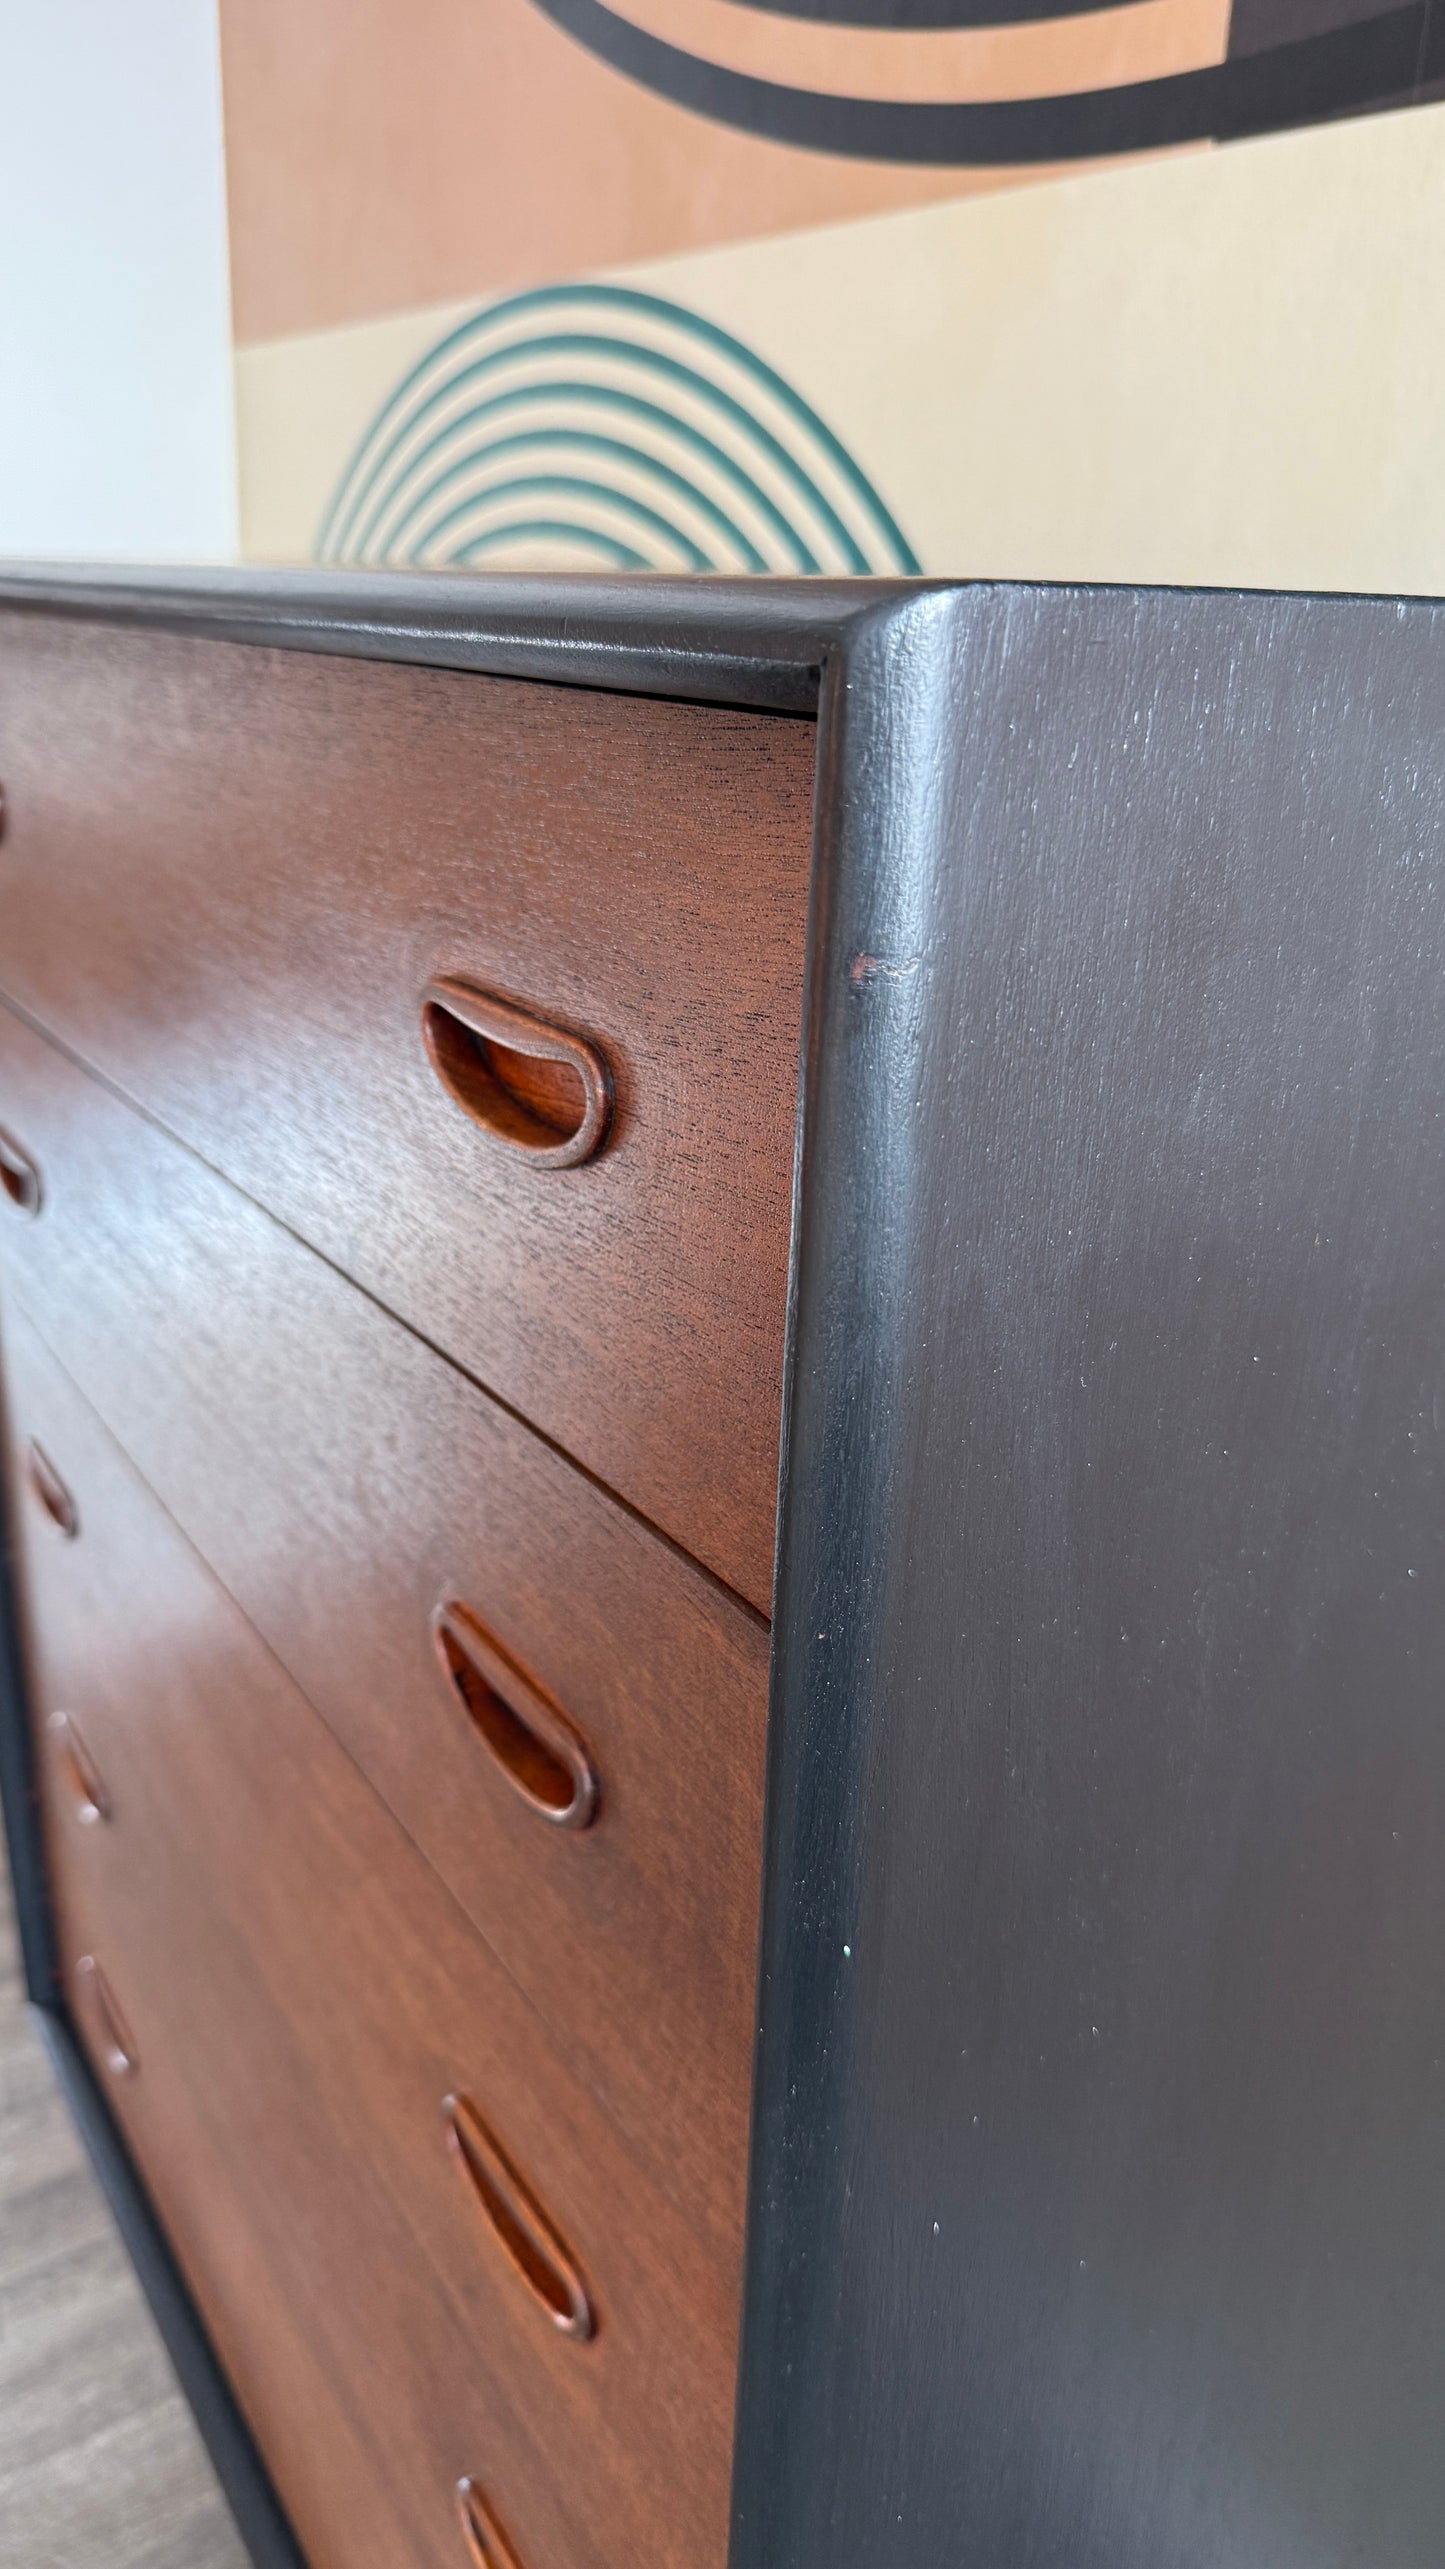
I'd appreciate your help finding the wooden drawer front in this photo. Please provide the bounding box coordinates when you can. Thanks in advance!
[0,1000,767,2271]
[0,617,814,1608]
[7,1307,742,2569]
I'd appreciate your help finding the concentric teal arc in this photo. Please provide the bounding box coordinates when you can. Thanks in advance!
[364,403,787,571]
[414,473,714,571]
[458,520,649,568]
[317,282,920,577]
[331,332,854,567]
[390,433,769,571]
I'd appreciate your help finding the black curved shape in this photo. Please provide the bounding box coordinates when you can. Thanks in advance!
[711,0,1156,26]
[526,0,1423,160]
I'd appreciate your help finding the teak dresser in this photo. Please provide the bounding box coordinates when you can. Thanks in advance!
[1,569,1445,2569]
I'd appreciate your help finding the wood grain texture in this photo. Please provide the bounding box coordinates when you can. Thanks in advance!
[7,1307,742,2569]
[18,563,1445,2569]
[0,1875,249,2569]
[0,1002,768,2276]
[0,615,815,1608]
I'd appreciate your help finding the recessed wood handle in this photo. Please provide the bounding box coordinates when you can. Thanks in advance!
[433,1601,598,1830]
[74,1954,138,2076]
[443,2092,595,2341]
[0,1125,41,1217]
[48,1711,111,1825]
[25,1439,79,1538]
[422,979,613,1170]
[455,2479,527,2569]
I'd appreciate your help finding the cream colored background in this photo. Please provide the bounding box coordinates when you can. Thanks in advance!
[238,98,1445,594]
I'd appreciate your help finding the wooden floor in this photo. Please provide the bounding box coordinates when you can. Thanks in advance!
[0,1874,249,2569]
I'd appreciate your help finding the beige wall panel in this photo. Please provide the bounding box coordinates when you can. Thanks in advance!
[237,97,1445,593]
[236,300,478,565]
[624,98,1445,593]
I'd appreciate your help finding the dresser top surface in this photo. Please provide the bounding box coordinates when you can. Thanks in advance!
[0,563,969,715]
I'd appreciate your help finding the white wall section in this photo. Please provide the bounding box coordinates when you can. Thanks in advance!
[0,0,236,559]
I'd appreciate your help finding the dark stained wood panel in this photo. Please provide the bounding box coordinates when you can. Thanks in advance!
[0,1001,768,2274]
[7,1307,742,2569]
[737,581,1445,2569]
[0,616,816,1609]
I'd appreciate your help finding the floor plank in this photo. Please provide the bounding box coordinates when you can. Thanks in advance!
[0,1871,250,2569]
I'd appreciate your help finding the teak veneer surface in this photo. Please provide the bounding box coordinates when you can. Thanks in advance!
[7,1308,741,2569]
[0,1000,768,2269]
[9,565,1445,2569]
[0,614,816,1609]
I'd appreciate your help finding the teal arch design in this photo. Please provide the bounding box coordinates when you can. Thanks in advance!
[317,283,919,577]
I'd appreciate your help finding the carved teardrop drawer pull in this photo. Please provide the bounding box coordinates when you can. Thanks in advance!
[26,1437,79,1537]
[0,1125,42,1217]
[421,978,613,1170]
[433,1601,598,1830]
[74,1954,138,2076]
[49,1711,111,1825]
[443,2092,595,2341]
[455,2478,527,2569]
[25,1439,79,1537]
